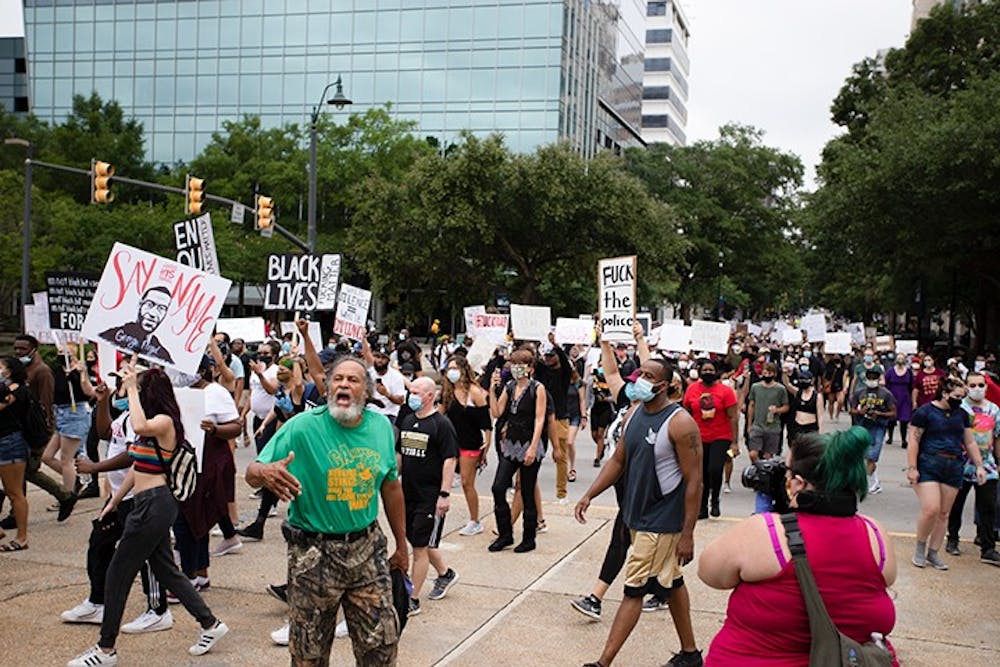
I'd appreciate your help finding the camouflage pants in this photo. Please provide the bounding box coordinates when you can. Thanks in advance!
[287,525,399,666]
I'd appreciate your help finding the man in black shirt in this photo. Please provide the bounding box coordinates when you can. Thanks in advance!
[396,377,460,616]
[535,335,572,502]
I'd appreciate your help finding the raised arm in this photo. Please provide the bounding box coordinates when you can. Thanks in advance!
[600,339,625,399]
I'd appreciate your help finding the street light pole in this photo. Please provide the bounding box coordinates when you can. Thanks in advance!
[307,75,352,252]
[716,250,724,321]
[5,137,32,314]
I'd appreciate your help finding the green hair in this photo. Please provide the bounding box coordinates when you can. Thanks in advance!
[790,426,871,501]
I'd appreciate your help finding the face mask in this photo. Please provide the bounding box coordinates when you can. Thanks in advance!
[624,382,639,402]
[281,342,292,355]
[511,364,529,380]
[924,359,934,368]
[500,368,512,383]
[327,343,337,350]
[112,397,130,411]
[762,375,775,383]
[864,355,873,364]
[896,357,906,366]
[632,377,661,403]
[968,387,986,402]
[259,355,273,365]
[803,350,812,359]
[732,345,742,354]
[797,380,812,389]
[799,364,809,373]
[446,369,462,384]
[947,396,963,410]
[700,371,717,385]
[678,360,690,370]
[974,360,986,372]
[407,394,424,411]
[18,355,32,365]
[688,368,698,380]
[399,333,406,341]
[865,380,879,389]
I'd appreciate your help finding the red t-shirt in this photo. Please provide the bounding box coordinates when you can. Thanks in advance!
[914,368,947,407]
[683,380,738,442]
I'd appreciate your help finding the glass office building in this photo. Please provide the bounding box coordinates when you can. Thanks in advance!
[19,0,650,164]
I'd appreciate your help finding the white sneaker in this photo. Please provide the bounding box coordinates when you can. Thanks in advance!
[458,521,484,536]
[61,600,104,624]
[555,497,569,505]
[537,520,549,534]
[723,482,732,494]
[868,483,883,495]
[211,537,243,557]
[270,623,289,646]
[67,645,118,667]
[189,620,228,656]
[268,506,278,517]
[335,620,349,638]
[210,526,223,537]
[121,609,173,634]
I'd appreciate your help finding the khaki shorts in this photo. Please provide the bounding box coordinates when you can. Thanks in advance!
[623,530,684,598]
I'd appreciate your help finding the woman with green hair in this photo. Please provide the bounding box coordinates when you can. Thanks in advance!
[696,427,899,665]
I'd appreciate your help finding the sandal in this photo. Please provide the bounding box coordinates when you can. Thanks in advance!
[568,469,577,482]
[0,540,28,552]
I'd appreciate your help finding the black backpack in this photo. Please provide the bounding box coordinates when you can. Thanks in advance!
[20,394,53,453]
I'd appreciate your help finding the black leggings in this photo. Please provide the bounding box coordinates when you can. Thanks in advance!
[947,479,997,553]
[492,456,541,542]
[87,498,166,613]
[598,479,630,586]
[701,439,731,511]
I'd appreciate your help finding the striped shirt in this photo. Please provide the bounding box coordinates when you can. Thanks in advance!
[129,436,172,475]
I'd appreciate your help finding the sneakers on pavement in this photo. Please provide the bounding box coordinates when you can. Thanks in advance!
[980,549,1000,566]
[868,483,883,495]
[270,623,289,646]
[537,520,549,534]
[570,594,602,621]
[236,521,264,541]
[211,537,243,557]
[458,520,484,536]
[122,609,173,634]
[926,551,949,570]
[428,568,459,601]
[61,600,104,624]
[664,649,704,667]
[267,583,288,604]
[67,645,118,667]
[555,497,569,505]
[642,596,670,613]
[911,551,927,568]
[945,539,961,556]
[723,482,732,494]
[189,620,228,656]
[408,598,421,616]
[58,494,79,522]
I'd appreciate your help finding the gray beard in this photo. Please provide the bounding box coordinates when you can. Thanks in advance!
[328,400,363,425]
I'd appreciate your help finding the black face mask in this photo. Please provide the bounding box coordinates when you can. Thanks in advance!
[762,375,775,383]
[797,380,812,389]
[947,397,963,410]
[374,363,388,373]
[700,372,717,385]
[259,355,272,365]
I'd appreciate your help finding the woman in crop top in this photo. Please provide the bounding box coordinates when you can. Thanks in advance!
[0,357,31,552]
[67,365,229,667]
[42,350,96,495]
[698,427,898,666]
[782,368,824,444]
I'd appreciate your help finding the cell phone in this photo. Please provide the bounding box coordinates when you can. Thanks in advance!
[376,378,383,385]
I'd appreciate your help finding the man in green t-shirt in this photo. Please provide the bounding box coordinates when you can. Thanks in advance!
[746,363,789,461]
[248,355,407,666]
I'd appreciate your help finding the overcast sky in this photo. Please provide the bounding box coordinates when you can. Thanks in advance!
[681,0,913,189]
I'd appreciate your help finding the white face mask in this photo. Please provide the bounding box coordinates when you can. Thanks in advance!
[974,360,986,372]
[865,380,879,389]
[968,387,986,402]
[446,369,462,384]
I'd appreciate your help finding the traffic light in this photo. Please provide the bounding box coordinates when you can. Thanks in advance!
[91,160,114,204]
[256,194,274,233]
[185,174,205,215]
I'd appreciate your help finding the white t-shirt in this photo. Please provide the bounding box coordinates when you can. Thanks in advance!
[229,356,245,381]
[249,364,280,419]
[204,382,240,423]
[368,365,406,419]
[107,412,136,499]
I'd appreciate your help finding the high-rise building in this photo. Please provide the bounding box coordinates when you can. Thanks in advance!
[16,0,650,164]
[0,0,30,115]
[911,0,980,29]
[640,0,688,145]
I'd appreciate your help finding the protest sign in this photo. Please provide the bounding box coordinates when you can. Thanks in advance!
[847,322,866,346]
[647,326,661,346]
[875,335,894,352]
[81,242,231,374]
[865,327,878,343]
[555,317,594,345]
[658,324,692,353]
[801,313,827,343]
[333,283,372,340]
[782,328,804,346]
[216,317,267,343]
[896,339,918,355]
[585,347,602,371]
[636,313,652,336]
[473,313,509,342]
[465,336,498,372]
[173,213,219,275]
[598,255,636,342]
[96,341,119,388]
[23,292,55,344]
[263,253,341,311]
[46,271,99,331]
[174,387,207,472]
[824,332,852,355]
[280,321,321,347]
[464,305,486,333]
[747,323,762,337]
[690,319,730,355]
[510,304,551,342]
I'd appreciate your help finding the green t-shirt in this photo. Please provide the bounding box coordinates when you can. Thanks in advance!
[748,381,788,433]
[257,406,398,534]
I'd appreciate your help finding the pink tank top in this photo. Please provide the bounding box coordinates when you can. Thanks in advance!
[705,513,897,667]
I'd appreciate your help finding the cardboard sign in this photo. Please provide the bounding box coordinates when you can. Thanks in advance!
[636,313,652,336]
[81,242,232,374]
[333,283,371,340]
[174,387,207,472]
[747,323,762,338]
[848,322,866,346]
[23,291,55,345]
[216,317,268,343]
[45,271,100,331]
[472,313,509,342]
[598,255,637,342]
[875,335,894,352]
[801,313,827,343]
[464,305,486,333]
[555,317,594,345]
[263,253,341,311]
[280,320,321,346]
[173,212,219,275]
[781,328,804,346]
[824,332,852,355]
[689,319,730,355]
[658,324,692,353]
[510,304,551,342]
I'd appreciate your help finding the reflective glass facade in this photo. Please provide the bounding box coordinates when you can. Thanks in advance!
[22,0,650,163]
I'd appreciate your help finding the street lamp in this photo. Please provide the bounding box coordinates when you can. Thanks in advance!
[716,250,724,321]
[4,137,32,315]
[307,75,352,252]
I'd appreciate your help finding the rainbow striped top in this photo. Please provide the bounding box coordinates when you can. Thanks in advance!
[129,437,172,475]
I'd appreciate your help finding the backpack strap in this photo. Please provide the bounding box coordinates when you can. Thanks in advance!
[780,513,843,645]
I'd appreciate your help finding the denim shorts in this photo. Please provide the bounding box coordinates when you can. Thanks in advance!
[918,451,964,489]
[0,431,29,465]
[54,403,92,440]
[568,415,582,427]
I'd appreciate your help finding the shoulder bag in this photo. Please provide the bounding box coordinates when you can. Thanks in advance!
[153,437,199,503]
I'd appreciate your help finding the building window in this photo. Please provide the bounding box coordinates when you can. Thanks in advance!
[14,96,28,112]
[647,2,668,17]
[643,86,671,100]
[643,114,670,128]
[15,58,27,74]
[644,58,671,72]
[645,29,671,44]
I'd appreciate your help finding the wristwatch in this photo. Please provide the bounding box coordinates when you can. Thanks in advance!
[438,490,450,498]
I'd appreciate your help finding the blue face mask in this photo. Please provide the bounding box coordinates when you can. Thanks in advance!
[631,377,658,403]
[112,397,129,411]
[803,350,812,358]
[407,394,423,411]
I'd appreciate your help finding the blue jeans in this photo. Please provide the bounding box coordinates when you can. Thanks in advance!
[864,424,886,463]
[754,492,774,514]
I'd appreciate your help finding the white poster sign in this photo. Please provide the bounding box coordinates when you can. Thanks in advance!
[465,336,498,372]
[824,332,852,355]
[464,305,486,334]
[510,304,551,342]
[896,339,918,355]
[472,313,509,342]
[280,321,321,347]
[554,317,594,345]
[315,254,342,311]
[597,255,636,342]
[782,328,804,346]
[216,317,268,343]
[173,212,219,275]
[81,243,232,374]
[689,319,730,355]
[174,387,207,472]
[657,324,692,353]
[801,314,827,343]
[96,341,119,388]
[848,322,866,346]
[636,313,652,336]
[747,323,762,338]
[875,335,894,352]
[333,283,372,340]
[23,295,55,345]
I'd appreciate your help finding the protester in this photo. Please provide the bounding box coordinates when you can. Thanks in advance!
[682,360,738,519]
[746,363,789,512]
[0,357,31,551]
[365,344,406,424]
[913,354,947,409]
[821,353,848,420]
[907,376,987,570]
[782,368,824,444]
[849,367,896,495]
[698,427,898,665]
[884,352,914,447]
[42,347,96,497]
[247,354,406,665]
[849,346,883,397]
[534,336,572,504]
[566,369,586,482]
[586,366,616,467]
[68,365,228,667]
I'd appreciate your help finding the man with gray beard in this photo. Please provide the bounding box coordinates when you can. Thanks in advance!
[247,355,407,666]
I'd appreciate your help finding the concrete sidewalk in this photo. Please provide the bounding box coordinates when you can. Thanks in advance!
[1,471,998,667]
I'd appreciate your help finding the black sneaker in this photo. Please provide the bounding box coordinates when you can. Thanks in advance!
[664,649,704,667]
[488,536,514,552]
[710,501,720,518]
[570,595,602,621]
[980,550,1000,567]
[78,482,100,500]
[266,584,288,604]
[58,494,78,522]
[236,521,264,541]
[427,569,459,600]
[513,540,536,553]
[697,509,709,520]
[408,598,421,616]
[945,539,961,556]
[0,514,16,530]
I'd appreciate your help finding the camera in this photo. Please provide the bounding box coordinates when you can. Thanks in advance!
[741,458,790,512]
